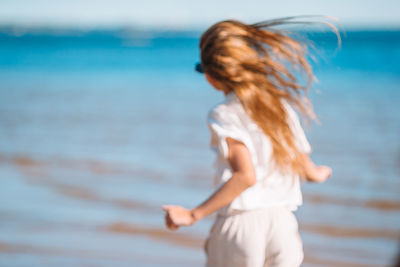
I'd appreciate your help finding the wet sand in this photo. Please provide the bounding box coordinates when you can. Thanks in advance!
[1,152,399,266]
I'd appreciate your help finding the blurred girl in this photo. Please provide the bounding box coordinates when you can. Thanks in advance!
[162,17,337,267]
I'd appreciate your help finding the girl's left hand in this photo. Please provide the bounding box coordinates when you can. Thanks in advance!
[309,165,332,183]
[162,205,196,231]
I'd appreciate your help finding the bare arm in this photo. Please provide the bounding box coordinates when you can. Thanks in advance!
[162,137,256,230]
[300,153,332,183]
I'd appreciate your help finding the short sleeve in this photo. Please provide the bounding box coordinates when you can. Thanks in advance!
[284,102,312,154]
[207,107,253,160]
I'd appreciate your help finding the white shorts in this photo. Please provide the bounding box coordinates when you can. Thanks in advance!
[204,206,303,267]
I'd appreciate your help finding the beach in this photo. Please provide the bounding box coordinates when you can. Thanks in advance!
[0,28,399,266]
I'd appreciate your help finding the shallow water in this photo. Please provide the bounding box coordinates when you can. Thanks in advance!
[0,28,399,266]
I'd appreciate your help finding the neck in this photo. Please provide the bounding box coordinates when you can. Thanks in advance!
[225,91,236,101]
[223,89,232,96]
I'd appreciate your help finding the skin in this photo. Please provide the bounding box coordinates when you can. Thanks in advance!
[162,73,332,231]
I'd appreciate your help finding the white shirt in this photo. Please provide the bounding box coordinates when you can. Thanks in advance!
[207,91,311,215]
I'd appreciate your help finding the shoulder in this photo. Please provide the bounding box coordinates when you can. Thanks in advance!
[281,99,312,153]
[207,92,244,124]
[281,99,301,124]
[207,101,242,127]
[207,103,229,121]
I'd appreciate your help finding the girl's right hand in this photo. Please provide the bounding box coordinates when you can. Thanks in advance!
[162,205,197,231]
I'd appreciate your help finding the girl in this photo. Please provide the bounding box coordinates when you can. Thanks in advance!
[162,17,335,267]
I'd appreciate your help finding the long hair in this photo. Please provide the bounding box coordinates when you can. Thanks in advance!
[200,16,339,176]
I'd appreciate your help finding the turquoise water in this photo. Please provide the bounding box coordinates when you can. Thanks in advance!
[0,28,399,266]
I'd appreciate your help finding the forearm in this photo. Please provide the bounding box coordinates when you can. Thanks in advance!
[301,154,318,181]
[190,172,253,221]
[300,153,332,183]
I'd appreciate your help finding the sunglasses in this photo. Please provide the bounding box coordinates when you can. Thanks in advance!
[195,62,204,74]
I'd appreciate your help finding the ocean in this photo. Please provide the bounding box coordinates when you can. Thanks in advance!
[0,27,399,266]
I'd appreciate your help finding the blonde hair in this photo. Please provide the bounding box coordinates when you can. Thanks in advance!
[200,16,339,176]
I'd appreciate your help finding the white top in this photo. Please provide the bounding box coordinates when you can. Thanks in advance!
[207,91,311,215]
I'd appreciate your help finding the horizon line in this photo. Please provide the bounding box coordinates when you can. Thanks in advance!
[1,23,399,34]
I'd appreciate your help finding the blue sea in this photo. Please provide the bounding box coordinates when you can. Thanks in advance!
[0,27,399,266]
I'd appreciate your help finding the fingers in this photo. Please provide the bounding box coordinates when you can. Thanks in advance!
[162,205,179,231]
[322,168,332,182]
[323,166,333,179]
[162,205,170,210]
[162,204,179,212]
[162,205,182,223]
[165,213,179,231]
[162,204,195,229]
[162,205,171,211]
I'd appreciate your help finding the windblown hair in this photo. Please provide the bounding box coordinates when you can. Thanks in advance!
[200,16,339,176]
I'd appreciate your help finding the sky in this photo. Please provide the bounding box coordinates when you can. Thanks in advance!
[0,0,399,30]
